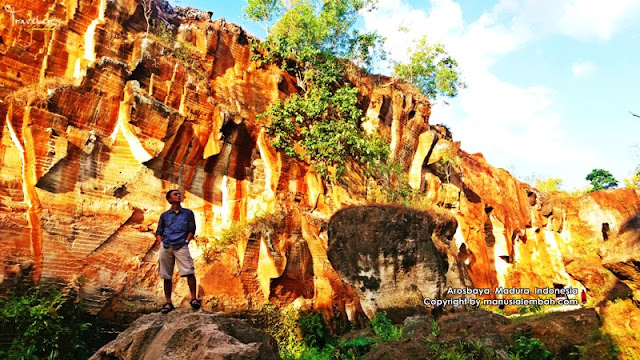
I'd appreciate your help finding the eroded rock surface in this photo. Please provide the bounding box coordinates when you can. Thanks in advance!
[327,205,458,319]
[90,309,280,360]
[1,0,639,324]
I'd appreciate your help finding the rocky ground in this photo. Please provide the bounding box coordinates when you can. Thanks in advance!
[90,303,639,360]
[90,309,280,360]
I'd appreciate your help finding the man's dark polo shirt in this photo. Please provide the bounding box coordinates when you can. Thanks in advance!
[156,208,196,248]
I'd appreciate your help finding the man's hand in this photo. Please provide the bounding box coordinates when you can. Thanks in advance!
[156,235,163,244]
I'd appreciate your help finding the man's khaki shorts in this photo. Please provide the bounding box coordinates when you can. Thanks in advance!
[158,244,195,280]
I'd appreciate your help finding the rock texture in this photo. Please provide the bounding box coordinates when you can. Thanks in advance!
[327,205,458,319]
[90,309,280,360]
[1,0,639,326]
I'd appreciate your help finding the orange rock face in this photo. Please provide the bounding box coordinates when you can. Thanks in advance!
[1,0,638,323]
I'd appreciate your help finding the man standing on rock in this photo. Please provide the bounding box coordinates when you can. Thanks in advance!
[156,189,201,313]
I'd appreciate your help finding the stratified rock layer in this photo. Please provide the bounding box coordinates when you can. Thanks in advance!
[1,0,639,325]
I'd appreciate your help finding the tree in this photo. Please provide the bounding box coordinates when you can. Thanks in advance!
[247,0,389,180]
[624,165,640,188]
[535,178,562,193]
[393,36,465,101]
[142,0,153,34]
[585,169,618,192]
[244,0,282,35]
[245,0,463,180]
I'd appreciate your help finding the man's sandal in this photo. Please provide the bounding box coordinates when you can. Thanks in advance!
[190,299,201,310]
[161,303,175,314]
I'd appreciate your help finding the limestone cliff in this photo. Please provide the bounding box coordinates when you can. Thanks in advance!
[1,0,638,325]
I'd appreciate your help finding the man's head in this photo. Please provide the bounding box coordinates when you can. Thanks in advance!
[165,189,182,203]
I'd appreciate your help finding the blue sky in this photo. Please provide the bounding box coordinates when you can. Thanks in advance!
[171,0,640,190]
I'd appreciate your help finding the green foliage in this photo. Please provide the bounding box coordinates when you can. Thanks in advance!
[244,0,282,33]
[282,346,334,360]
[219,221,252,247]
[430,318,440,337]
[197,208,286,260]
[248,307,411,360]
[535,178,562,193]
[569,330,619,360]
[365,161,431,209]
[151,20,200,74]
[371,312,402,342]
[586,169,618,192]
[249,303,307,358]
[394,36,465,101]
[568,185,593,196]
[518,303,544,316]
[432,151,459,184]
[246,0,390,181]
[338,336,376,358]
[508,335,556,360]
[0,287,107,360]
[262,53,389,179]
[624,165,640,188]
[152,19,174,45]
[423,339,496,360]
[298,313,330,348]
[478,304,506,316]
[261,0,381,64]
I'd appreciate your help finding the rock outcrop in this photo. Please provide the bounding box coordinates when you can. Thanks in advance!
[1,0,639,327]
[90,309,280,360]
[327,205,458,320]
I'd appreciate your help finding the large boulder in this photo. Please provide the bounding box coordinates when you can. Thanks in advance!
[327,205,460,320]
[90,310,280,360]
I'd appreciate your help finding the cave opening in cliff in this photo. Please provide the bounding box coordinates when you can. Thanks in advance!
[602,222,610,241]
[484,210,495,247]
[458,243,470,264]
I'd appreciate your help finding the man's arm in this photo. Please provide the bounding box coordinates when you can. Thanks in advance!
[186,210,196,243]
[156,213,165,244]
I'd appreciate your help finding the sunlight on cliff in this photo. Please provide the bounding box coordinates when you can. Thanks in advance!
[111,97,153,163]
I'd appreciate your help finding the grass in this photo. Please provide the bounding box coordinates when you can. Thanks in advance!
[244,307,405,360]
[196,208,287,262]
[601,299,640,360]
[149,20,202,75]
[423,339,496,360]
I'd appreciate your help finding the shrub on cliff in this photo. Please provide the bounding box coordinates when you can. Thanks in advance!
[535,177,563,193]
[246,0,462,181]
[624,165,640,188]
[259,51,389,179]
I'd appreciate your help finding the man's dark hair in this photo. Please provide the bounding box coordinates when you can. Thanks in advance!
[166,189,179,201]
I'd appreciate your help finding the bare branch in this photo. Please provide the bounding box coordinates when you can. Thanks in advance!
[631,111,640,119]
[142,0,153,34]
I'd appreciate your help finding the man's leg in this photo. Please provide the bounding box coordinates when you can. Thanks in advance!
[164,279,173,303]
[186,274,197,300]
[159,246,175,305]
[175,245,197,300]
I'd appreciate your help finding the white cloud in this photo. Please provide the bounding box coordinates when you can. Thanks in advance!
[362,0,604,189]
[571,61,597,78]
[492,0,640,41]
[559,0,640,41]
